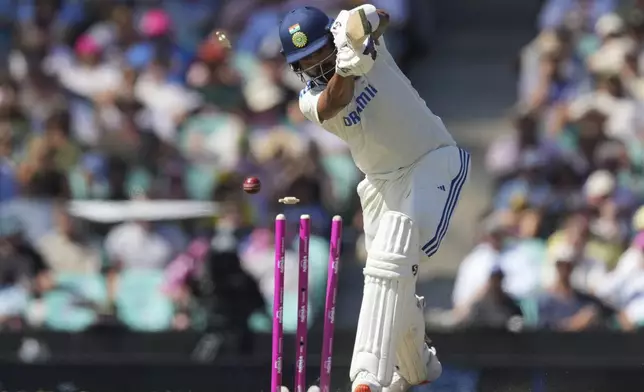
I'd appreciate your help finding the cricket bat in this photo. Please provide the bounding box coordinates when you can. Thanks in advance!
[345,8,374,49]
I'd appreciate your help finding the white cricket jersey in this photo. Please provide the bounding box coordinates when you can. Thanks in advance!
[298,39,456,176]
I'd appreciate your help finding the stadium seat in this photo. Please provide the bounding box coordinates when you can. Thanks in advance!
[322,155,360,207]
[115,269,174,331]
[67,167,96,199]
[185,165,218,201]
[125,167,153,196]
[39,273,108,332]
[519,297,540,328]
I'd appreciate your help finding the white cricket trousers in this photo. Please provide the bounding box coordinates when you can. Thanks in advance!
[358,145,471,259]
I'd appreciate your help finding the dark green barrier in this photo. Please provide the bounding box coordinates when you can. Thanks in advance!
[1,329,644,391]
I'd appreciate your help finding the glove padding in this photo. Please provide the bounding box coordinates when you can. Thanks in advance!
[335,39,377,77]
[331,10,351,48]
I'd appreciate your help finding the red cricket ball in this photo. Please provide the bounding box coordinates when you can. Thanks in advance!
[242,176,261,194]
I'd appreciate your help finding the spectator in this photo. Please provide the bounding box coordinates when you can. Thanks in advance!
[494,150,553,211]
[594,140,644,203]
[37,203,101,275]
[542,242,607,296]
[0,124,17,202]
[537,252,605,331]
[190,31,244,111]
[498,209,546,300]
[583,170,630,267]
[479,1,644,326]
[25,111,80,172]
[538,0,616,32]
[561,98,610,174]
[546,160,585,216]
[58,33,122,101]
[134,56,202,142]
[459,0,644,335]
[104,156,131,201]
[0,0,391,337]
[85,4,139,62]
[596,207,644,325]
[547,209,620,272]
[104,217,174,272]
[457,266,524,330]
[17,137,69,202]
[485,111,559,185]
[616,273,644,331]
[0,217,50,330]
[527,29,583,119]
[452,212,512,312]
[16,68,66,135]
[598,232,644,304]
[207,249,264,348]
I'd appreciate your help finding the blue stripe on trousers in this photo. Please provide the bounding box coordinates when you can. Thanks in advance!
[421,148,467,251]
[421,148,470,257]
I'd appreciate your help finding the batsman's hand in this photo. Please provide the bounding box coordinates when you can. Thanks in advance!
[335,37,377,77]
[331,10,351,48]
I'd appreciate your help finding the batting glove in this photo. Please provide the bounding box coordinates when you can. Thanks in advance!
[331,10,351,48]
[335,38,377,77]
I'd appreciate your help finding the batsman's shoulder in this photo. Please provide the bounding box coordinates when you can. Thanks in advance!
[298,81,314,98]
[298,80,323,99]
[298,81,325,124]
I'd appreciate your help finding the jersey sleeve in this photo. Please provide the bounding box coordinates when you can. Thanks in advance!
[298,83,323,124]
[298,83,351,139]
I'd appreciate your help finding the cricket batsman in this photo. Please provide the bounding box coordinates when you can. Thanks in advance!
[278,4,470,392]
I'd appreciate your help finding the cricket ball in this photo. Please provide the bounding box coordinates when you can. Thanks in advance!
[242,176,261,194]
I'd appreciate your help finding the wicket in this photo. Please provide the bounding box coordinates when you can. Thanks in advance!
[271,214,343,392]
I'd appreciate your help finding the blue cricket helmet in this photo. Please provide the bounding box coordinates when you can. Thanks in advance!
[279,6,334,65]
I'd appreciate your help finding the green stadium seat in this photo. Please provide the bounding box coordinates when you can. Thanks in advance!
[322,155,360,207]
[39,273,108,331]
[519,297,539,328]
[115,269,174,331]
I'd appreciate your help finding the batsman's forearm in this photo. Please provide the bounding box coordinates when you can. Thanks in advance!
[317,73,356,121]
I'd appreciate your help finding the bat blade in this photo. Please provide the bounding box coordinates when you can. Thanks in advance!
[345,8,372,47]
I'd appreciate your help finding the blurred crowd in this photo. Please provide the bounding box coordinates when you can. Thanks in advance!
[447,0,644,333]
[9,0,644,344]
[0,0,427,338]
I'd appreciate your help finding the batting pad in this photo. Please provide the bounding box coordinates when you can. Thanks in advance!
[395,295,430,385]
[350,211,420,386]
